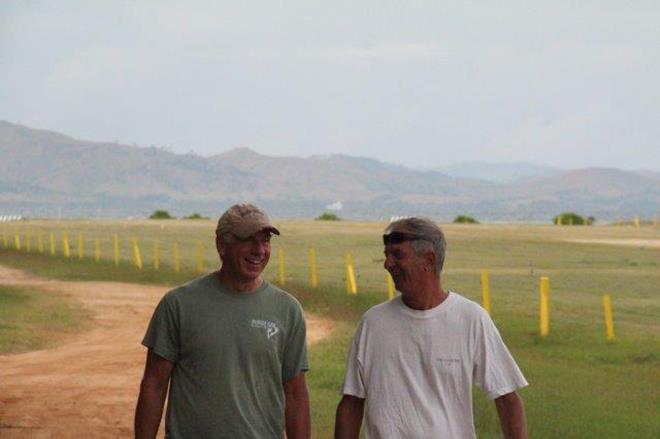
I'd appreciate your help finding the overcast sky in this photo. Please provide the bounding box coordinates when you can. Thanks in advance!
[1,1,658,171]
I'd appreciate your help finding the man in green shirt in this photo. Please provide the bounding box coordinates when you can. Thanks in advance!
[135,203,310,438]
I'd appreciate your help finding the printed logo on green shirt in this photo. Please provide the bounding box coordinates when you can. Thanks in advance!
[251,319,279,339]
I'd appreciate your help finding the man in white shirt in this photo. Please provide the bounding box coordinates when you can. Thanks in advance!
[335,217,528,438]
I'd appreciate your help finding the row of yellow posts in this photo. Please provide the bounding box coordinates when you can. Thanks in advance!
[480,270,616,342]
[7,227,359,293]
[274,249,618,343]
[277,249,374,296]
[555,214,657,227]
[299,251,619,342]
[631,214,657,227]
[2,225,618,341]
[277,248,322,290]
[277,248,379,296]
[2,226,206,274]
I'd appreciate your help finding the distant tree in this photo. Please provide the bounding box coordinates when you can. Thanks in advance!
[316,212,341,221]
[183,213,209,220]
[453,215,479,224]
[553,212,590,225]
[149,209,174,219]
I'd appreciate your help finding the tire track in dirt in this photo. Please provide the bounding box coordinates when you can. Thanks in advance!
[0,266,334,438]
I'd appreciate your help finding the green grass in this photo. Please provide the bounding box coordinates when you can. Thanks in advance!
[0,284,91,353]
[1,220,659,437]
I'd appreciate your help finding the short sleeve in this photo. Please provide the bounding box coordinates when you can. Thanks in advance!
[473,312,528,400]
[282,301,308,382]
[340,318,366,398]
[142,292,180,363]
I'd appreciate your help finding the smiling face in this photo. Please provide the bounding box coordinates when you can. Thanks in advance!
[217,230,272,288]
[384,240,429,297]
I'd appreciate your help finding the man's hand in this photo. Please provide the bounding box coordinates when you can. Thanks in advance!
[495,391,527,439]
[335,394,365,439]
[284,372,311,439]
[135,349,174,439]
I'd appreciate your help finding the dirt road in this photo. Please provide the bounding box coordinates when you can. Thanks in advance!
[0,266,334,438]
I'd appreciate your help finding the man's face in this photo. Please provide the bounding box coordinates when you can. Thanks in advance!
[218,230,272,283]
[384,240,427,296]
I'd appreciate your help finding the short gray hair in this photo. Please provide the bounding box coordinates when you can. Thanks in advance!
[385,217,447,274]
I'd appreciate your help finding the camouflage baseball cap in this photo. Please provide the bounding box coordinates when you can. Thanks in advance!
[215,203,280,239]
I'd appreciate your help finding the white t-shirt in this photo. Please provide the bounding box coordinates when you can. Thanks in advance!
[341,293,528,439]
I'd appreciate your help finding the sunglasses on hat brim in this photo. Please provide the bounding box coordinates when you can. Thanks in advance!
[382,231,433,245]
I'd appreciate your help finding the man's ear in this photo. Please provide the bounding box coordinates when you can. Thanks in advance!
[216,236,225,258]
[424,250,436,272]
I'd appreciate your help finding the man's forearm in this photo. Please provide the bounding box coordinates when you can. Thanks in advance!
[134,380,168,439]
[285,391,310,439]
[495,392,527,439]
[284,373,311,439]
[335,395,364,439]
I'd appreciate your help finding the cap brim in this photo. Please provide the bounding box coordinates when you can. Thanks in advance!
[233,224,280,239]
[264,226,280,236]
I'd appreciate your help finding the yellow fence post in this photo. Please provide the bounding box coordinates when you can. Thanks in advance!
[278,249,286,286]
[345,253,357,295]
[37,229,44,253]
[172,242,180,273]
[2,223,7,248]
[26,227,32,252]
[132,238,143,270]
[113,234,120,266]
[308,248,318,288]
[634,216,640,228]
[50,232,56,255]
[153,240,160,270]
[386,272,395,299]
[481,269,492,315]
[77,232,84,259]
[539,276,550,336]
[94,239,101,262]
[14,227,21,250]
[62,232,71,258]
[603,294,615,342]
[345,253,352,293]
[196,241,204,273]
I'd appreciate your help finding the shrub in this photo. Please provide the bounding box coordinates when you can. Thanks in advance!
[149,209,174,219]
[183,213,209,220]
[316,212,341,221]
[453,215,479,224]
[553,212,593,225]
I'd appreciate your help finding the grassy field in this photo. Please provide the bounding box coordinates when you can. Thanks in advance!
[0,284,90,353]
[1,219,659,437]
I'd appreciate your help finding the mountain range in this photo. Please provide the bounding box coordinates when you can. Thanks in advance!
[1,121,658,221]
[435,162,562,183]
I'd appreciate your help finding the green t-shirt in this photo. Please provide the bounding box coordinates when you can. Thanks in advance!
[142,273,308,438]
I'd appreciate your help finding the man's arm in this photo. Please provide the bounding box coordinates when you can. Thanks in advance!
[334,394,365,439]
[284,371,311,439]
[135,349,175,439]
[495,391,527,439]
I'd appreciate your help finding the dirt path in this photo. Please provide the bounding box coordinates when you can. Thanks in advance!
[0,266,334,438]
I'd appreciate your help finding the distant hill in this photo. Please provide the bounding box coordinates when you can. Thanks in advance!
[635,170,660,182]
[492,168,660,220]
[436,161,562,183]
[1,121,658,221]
